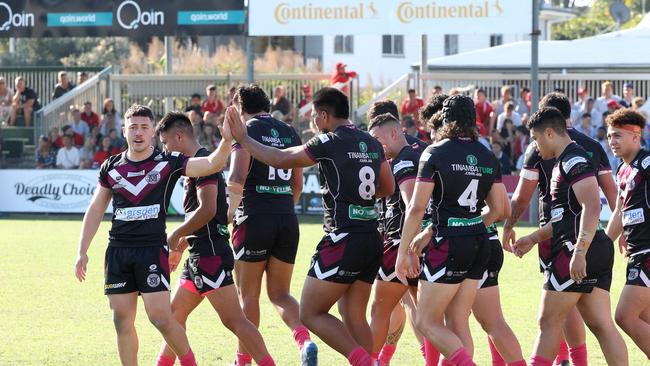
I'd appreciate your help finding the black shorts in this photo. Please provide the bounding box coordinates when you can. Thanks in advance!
[179,243,235,296]
[104,246,170,295]
[420,233,490,284]
[625,249,650,288]
[307,231,382,284]
[376,239,419,286]
[544,231,614,293]
[232,214,299,263]
[538,239,552,273]
[479,233,504,289]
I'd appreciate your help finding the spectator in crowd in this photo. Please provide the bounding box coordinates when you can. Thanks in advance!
[80,101,100,130]
[474,88,493,137]
[79,134,97,169]
[595,126,618,169]
[296,84,313,127]
[401,115,418,138]
[595,80,620,115]
[56,134,80,169]
[330,62,357,95]
[185,93,202,115]
[573,86,590,112]
[69,108,90,136]
[515,87,531,115]
[48,127,59,146]
[198,123,219,152]
[108,128,125,151]
[9,76,40,126]
[632,97,646,110]
[100,98,122,137]
[577,97,601,130]
[0,77,13,123]
[92,136,120,168]
[227,85,237,106]
[514,125,529,162]
[431,85,443,96]
[574,113,595,138]
[621,83,635,108]
[499,118,516,159]
[77,71,88,86]
[493,85,514,117]
[271,85,292,118]
[52,71,74,100]
[492,141,514,175]
[201,84,224,123]
[603,99,623,123]
[35,135,56,169]
[55,125,84,148]
[496,101,522,130]
[400,88,424,123]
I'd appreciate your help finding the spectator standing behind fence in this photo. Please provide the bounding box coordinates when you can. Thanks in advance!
[491,141,514,175]
[100,98,122,137]
[81,101,100,130]
[201,84,223,124]
[0,77,13,124]
[474,88,492,137]
[492,85,514,117]
[227,85,237,106]
[69,108,89,136]
[76,71,88,86]
[271,85,292,118]
[574,113,595,138]
[10,76,40,127]
[620,83,636,108]
[55,125,84,149]
[92,136,120,168]
[79,134,97,169]
[496,101,522,130]
[595,126,618,170]
[52,71,75,100]
[499,118,516,160]
[296,84,313,127]
[400,88,424,123]
[56,134,80,169]
[595,81,620,116]
[185,93,202,115]
[576,97,601,130]
[35,135,56,169]
[108,129,125,151]
[198,123,219,152]
[330,62,356,95]
[515,87,531,115]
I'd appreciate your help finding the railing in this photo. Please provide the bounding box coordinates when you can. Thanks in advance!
[0,66,104,108]
[34,66,114,142]
[421,72,650,103]
[355,73,415,123]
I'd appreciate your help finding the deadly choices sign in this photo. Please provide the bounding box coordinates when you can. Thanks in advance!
[0,0,245,38]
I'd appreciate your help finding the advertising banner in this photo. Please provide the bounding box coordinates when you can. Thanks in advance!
[249,0,532,36]
[0,0,245,38]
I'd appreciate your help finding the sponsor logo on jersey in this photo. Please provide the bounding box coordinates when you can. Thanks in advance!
[348,144,379,160]
[114,204,160,221]
[255,185,292,195]
[317,134,330,143]
[562,156,587,173]
[447,216,482,227]
[622,208,645,226]
[127,170,145,177]
[466,154,478,166]
[551,208,564,223]
[348,204,378,221]
[147,274,161,287]
[359,141,368,153]
[194,276,204,289]
[105,282,127,290]
[392,160,415,175]
[450,163,493,175]
[271,128,279,138]
[643,156,650,170]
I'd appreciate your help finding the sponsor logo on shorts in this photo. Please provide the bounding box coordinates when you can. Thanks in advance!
[114,204,160,221]
[105,282,127,290]
[622,208,645,226]
[194,276,204,289]
[147,274,161,287]
[337,270,361,277]
[245,249,267,256]
[628,268,640,281]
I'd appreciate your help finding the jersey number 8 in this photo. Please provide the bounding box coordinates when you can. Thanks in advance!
[358,166,376,200]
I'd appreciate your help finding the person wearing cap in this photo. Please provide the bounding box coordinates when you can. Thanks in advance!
[396,95,513,366]
[621,83,635,108]
[201,84,224,124]
[330,62,357,95]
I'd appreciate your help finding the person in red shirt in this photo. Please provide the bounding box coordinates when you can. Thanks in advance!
[201,84,224,123]
[55,125,84,148]
[92,136,121,168]
[330,62,357,95]
[400,89,424,123]
[474,88,493,137]
[81,101,100,130]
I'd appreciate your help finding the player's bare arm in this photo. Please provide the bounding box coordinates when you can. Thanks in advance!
[482,182,510,227]
[376,160,396,198]
[597,172,617,211]
[605,195,626,254]
[74,185,112,282]
[290,167,303,204]
[502,174,537,249]
[570,175,601,282]
[396,181,434,283]
[226,147,250,223]
[513,222,552,258]
[167,184,218,251]
[184,137,232,178]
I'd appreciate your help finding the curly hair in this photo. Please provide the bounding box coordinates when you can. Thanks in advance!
[606,108,647,130]
[437,121,478,141]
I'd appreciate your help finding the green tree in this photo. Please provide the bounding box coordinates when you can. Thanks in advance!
[552,0,646,40]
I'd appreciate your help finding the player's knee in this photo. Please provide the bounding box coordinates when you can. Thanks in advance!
[537,313,561,332]
[147,312,172,331]
[267,290,289,305]
[299,307,317,328]
[112,313,134,333]
[614,308,634,331]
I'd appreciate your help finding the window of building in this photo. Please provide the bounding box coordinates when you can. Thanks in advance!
[382,35,404,56]
[490,34,503,47]
[334,35,354,54]
[444,34,458,55]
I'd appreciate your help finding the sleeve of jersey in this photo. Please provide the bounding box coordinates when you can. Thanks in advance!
[562,155,596,186]
[520,142,540,181]
[98,159,111,188]
[169,152,189,176]
[393,159,418,185]
[416,149,436,183]
[304,134,329,162]
[195,174,218,188]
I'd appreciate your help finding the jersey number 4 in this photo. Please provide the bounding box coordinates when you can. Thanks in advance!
[458,179,479,213]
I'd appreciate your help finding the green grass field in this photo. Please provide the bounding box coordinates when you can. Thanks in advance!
[0,218,646,365]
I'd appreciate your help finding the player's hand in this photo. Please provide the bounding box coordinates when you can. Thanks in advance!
[219,106,238,142]
[618,236,629,257]
[75,253,89,282]
[227,206,237,225]
[513,236,535,258]
[225,105,247,142]
[395,251,420,285]
[167,230,182,251]
[409,228,433,256]
[570,251,587,283]
[502,226,516,253]
[169,250,182,272]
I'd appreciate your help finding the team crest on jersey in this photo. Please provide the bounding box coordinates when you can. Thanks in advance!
[359,141,368,153]
[146,171,160,184]
[147,274,161,287]
[466,155,478,166]
[628,268,639,281]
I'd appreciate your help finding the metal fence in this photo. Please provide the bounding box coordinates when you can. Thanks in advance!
[34,66,113,141]
[0,66,104,108]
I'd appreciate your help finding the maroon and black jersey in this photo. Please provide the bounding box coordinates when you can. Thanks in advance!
[183,148,229,257]
[523,128,611,226]
[99,149,187,247]
[417,138,501,237]
[405,134,428,153]
[304,124,386,234]
[380,145,421,241]
[616,149,650,255]
[233,114,302,216]
[549,143,596,251]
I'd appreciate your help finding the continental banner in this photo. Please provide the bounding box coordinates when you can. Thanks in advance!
[249,0,532,36]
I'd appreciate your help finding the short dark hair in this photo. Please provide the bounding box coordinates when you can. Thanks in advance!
[420,93,449,123]
[539,92,571,120]
[526,106,567,134]
[157,111,194,137]
[402,115,415,128]
[521,87,530,93]
[368,113,399,130]
[191,93,201,99]
[235,84,271,115]
[476,88,486,96]
[606,108,647,130]
[581,113,592,119]
[515,125,528,135]
[313,87,349,119]
[408,89,416,94]
[367,99,399,120]
[124,104,154,121]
